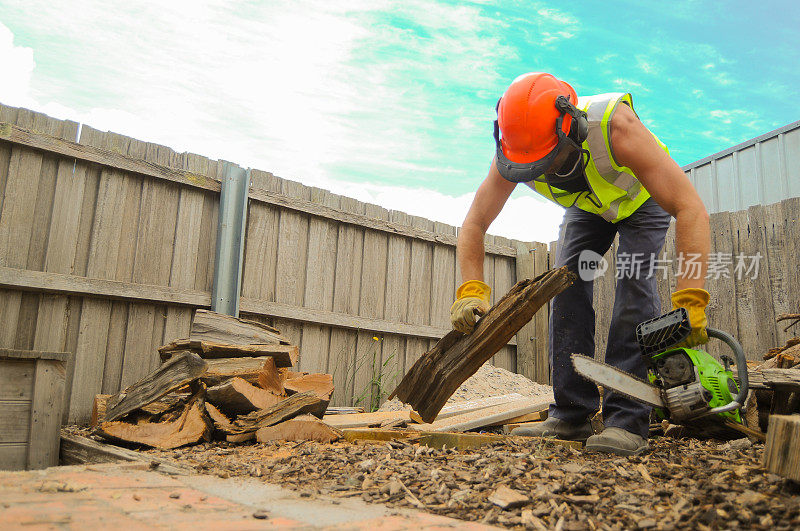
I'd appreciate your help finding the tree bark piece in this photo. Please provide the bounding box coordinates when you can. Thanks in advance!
[207,377,282,415]
[190,309,290,345]
[256,414,342,443]
[97,391,213,449]
[159,340,298,367]
[284,373,334,401]
[763,414,800,480]
[257,357,286,396]
[488,485,529,509]
[104,352,208,422]
[228,391,328,435]
[390,267,574,423]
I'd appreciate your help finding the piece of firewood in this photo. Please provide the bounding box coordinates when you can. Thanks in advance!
[284,373,334,401]
[104,352,208,422]
[204,402,236,434]
[257,357,286,396]
[139,393,188,416]
[256,414,342,443]
[201,357,274,387]
[207,377,282,415]
[91,394,111,428]
[228,391,328,435]
[97,390,213,449]
[746,368,800,390]
[190,309,290,345]
[390,267,574,423]
[159,340,298,367]
[763,414,800,480]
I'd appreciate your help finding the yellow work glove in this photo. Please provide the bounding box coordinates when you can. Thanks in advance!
[671,288,710,347]
[450,280,491,334]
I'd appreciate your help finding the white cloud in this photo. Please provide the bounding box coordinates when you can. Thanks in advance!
[0,22,35,108]
[0,11,565,242]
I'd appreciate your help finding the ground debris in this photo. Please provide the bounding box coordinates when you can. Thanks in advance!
[89,432,800,530]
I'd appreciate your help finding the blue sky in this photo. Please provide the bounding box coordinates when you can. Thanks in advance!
[0,1,796,242]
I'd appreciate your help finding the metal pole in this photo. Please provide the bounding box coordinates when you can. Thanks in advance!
[211,163,250,317]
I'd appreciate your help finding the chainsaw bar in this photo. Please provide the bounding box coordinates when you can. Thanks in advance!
[570,354,665,408]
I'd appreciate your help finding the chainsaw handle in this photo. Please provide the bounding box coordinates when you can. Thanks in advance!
[706,327,749,414]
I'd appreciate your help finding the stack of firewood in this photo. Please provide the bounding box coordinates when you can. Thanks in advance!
[91,310,339,449]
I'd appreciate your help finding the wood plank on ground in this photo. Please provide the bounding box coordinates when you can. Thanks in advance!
[322,410,414,429]
[409,397,553,433]
[59,433,191,474]
[390,267,573,423]
[408,393,526,423]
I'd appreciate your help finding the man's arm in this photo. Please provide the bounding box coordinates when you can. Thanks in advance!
[611,104,710,290]
[457,159,517,281]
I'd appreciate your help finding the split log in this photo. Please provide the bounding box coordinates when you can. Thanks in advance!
[91,394,110,428]
[204,402,235,434]
[747,368,800,390]
[257,357,286,396]
[763,414,800,481]
[190,309,290,345]
[284,373,334,401]
[104,352,208,422]
[159,339,298,367]
[97,391,213,449]
[228,391,328,435]
[201,357,274,387]
[390,267,574,423]
[207,377,282,415]
[256,414,342,443]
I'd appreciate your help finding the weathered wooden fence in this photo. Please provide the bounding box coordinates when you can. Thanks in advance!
[588,198,800,363]
[0,103,553,423]
[0,102,795,425]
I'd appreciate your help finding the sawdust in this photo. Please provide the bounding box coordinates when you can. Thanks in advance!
[379,362,553,412]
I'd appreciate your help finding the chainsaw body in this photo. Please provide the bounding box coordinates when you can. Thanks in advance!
[637,308,747,425]
[648,347,742,424]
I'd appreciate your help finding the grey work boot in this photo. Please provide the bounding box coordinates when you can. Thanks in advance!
[584,427,649,456]
[510,417,593,442]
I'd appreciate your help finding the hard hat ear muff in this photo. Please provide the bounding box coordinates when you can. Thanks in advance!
[554,95,588,145]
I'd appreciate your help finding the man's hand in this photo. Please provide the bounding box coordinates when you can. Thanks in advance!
[672,288,710,346]
[450,280,491,334]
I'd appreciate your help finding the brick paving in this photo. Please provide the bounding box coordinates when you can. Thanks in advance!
[0,462,496,530]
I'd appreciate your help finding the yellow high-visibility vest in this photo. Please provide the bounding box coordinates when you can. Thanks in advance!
[526,93,669,223]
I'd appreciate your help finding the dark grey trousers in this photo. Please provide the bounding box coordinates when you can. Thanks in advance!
[549,198,671,438]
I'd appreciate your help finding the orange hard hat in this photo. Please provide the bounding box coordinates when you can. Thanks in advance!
[497,72,579,163]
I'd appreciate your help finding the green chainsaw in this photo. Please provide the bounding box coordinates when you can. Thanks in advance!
[571,308,750,434]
